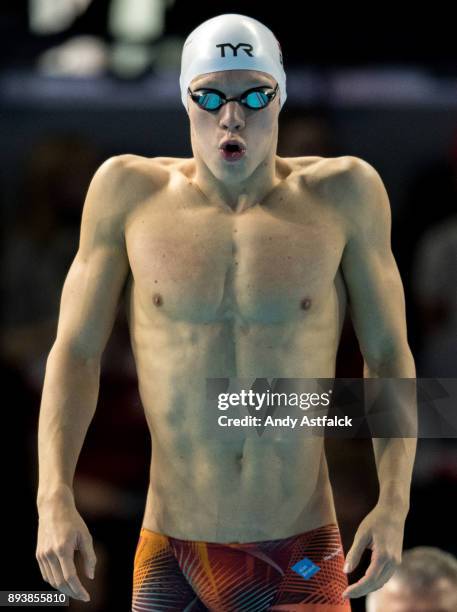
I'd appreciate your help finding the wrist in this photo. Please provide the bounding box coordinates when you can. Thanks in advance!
[37,483,75,511]
[377,486,410,515]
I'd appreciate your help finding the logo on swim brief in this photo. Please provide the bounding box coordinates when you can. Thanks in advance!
[291,557,321,580]
[323,546,343,561]
[215,43,254,58]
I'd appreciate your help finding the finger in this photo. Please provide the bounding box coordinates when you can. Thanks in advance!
[343,550,387,599]
[48,552,89,601]
[343,562,390,598]
[43,555,75,600]
[78,533,97,579]
[343,574,377,599]
[344,531,371,573]
[373,560,398,591]
[39,556,54,587]
[44,555,61,589]
[59,549,92,600]
[46,553,79,599]
[344,562,396,599]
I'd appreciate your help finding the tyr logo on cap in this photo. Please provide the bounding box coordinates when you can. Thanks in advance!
[215,43,254,58]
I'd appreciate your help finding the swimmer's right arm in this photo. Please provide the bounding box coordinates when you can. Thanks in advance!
[36,156,133,602]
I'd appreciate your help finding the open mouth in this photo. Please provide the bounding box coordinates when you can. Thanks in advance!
[225,143,242,152]
[219,142,246,161]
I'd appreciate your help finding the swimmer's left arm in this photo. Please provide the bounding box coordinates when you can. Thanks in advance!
[338,156,417,599]
[339,156,415,378]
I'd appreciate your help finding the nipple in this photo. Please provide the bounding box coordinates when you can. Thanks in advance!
[153,293,163,307]
[300,297,312,310]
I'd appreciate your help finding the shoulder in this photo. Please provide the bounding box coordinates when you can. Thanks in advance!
[305,155,391,237]
[303,155,381,194]
[84,154,173,220]
[92,154,170,198]
[80,154,173,244]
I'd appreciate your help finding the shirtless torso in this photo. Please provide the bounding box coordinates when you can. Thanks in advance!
[122,153,351,543]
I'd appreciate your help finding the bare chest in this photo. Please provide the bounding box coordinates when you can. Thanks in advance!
[125,173,347,324]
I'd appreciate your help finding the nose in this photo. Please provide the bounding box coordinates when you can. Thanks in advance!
[218,100,245,131]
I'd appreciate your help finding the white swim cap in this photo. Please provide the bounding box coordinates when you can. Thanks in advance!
[180,13,287,112]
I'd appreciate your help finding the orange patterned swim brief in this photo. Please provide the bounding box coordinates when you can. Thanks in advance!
[132,522,351,611]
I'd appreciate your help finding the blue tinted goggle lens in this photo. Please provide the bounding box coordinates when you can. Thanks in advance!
[195,90,271,110]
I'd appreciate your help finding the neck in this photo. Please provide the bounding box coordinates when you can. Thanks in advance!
[192,148,283,213]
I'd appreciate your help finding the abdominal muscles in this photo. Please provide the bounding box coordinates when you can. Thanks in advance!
[148,424,325,540]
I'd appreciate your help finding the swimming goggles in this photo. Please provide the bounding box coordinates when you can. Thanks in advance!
[187,83,279,111]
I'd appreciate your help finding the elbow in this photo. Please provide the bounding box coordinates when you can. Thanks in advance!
[48,339,102,370]
[363,343,416,377]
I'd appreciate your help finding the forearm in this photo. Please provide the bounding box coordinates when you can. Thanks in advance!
[371,436,416,511]
[364,350,417,512]
[37,342,100,509]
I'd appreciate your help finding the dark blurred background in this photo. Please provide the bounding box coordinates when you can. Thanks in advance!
[1,2,456,610]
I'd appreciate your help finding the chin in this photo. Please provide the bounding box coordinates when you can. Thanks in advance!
[220,164,252,181]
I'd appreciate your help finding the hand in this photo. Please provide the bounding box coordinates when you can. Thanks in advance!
[342,504,405,600]
[36,496,97,602]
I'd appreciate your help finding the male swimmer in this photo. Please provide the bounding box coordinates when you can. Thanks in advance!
[36,13,417,611]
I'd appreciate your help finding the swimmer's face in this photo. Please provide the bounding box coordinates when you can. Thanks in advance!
[187,69,280,182]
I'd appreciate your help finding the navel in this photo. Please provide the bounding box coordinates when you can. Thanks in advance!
[153,293,163,307]
[300,297,312,310]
